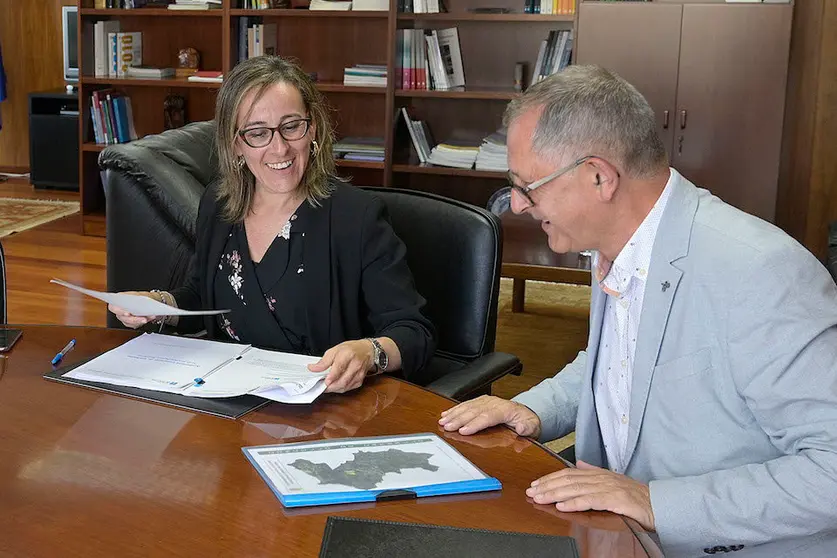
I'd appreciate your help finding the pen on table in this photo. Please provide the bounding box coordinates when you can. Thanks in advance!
[51,339,76,365]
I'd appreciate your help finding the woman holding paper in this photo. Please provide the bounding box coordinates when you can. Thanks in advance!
[109,56,435,394]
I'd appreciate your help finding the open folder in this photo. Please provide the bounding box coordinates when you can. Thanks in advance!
[58,333,329,404]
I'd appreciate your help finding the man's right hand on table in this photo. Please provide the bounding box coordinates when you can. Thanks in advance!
[439,395,542,438]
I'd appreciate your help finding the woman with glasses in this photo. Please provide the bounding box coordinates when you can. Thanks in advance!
[109,56,435,394]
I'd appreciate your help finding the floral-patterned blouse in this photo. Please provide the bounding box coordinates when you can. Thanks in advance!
[214,202,311,354]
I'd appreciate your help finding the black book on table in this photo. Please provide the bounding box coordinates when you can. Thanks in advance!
[318,516,579,558]
[43,357,268,420]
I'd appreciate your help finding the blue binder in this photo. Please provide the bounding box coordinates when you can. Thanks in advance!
[243,433,502,508]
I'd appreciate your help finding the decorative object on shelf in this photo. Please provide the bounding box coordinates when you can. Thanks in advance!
[175,47,200,78]
[164,95,187,130]
[514,62,525,92]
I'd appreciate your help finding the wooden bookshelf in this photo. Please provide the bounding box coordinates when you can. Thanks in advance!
[75,0,577,235]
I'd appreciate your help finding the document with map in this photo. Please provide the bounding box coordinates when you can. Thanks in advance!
[242,433,502,507]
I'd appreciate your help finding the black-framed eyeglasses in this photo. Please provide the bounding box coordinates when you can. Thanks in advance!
[238,118,311,148]
[509,155,618,209]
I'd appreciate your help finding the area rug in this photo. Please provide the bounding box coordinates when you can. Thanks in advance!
[0,198,80,238]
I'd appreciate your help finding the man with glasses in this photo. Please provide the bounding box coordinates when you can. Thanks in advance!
[440,65,837,557]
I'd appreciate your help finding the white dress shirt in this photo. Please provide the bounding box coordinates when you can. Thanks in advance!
[593,173,673,473]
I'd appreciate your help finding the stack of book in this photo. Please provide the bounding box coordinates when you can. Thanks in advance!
[400,108,433,164]
[168,0,222,9]
[428,137,480,169]
[475,129,508,172]
[310,0,352,9]
[187,70,223,83]
[343,65,387,87]
[89,90,138,145]
[397,0,442,12]
[124,66,175,79]
[530,29,573,86]
[334,137,385,162]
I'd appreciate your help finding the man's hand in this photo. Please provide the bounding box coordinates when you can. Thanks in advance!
[526,460,655,531]
[438,395,542,437]
[309,340,374,393]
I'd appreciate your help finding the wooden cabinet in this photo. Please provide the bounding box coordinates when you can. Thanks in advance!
[576,2,793,223]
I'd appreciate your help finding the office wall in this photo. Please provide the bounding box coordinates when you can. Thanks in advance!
[0,0,74,172]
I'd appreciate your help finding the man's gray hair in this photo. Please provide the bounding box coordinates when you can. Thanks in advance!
[504,65,667,178]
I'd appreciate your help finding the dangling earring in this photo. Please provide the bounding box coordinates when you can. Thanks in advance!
[237,156,245,169]
[311,139,320,158]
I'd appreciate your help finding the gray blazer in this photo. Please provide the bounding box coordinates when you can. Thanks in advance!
[513,170,837,558]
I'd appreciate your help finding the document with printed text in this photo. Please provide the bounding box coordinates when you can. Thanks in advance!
[65,333,329,404]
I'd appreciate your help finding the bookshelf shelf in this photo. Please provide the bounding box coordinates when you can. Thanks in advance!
[75,0,577,235]
[80,8,224,17]
[395,87,520,100]
[230,9,387,18]
[316,82,387,94]
[396,13,574,22]
[392,163,506,179]
[335,159,386,170]
[82,77,223,89]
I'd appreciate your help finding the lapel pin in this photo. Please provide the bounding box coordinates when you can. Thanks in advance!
[661,281,670,292]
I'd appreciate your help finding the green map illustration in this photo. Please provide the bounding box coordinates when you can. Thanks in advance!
[289,448,439,490]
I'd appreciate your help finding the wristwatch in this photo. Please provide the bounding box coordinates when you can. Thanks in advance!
[367,338,389,374]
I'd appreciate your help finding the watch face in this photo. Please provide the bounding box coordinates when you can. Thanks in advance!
[377,351,388,370]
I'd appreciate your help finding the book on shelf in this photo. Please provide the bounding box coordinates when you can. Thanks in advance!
[124,66,175,79]
[343,64,387,87]
[93,21,120,77]
[397,28,464,91]
[531,29,573,87]
[107,32,142,78]
[187,70,224,83]
[89,90,138,145]
[524,0,577,14]
[334,136,385,162]
[476,128,508,172]
[241,0,289,7]
[428,133,481,169]
[399,107,434,164]
[310,0,353,9]
[168,0,222,9]
[397,0,442,13]
[244,22,278,58]
[352,0,388,10]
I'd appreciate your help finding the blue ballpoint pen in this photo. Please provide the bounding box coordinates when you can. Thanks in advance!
[51,339,76,365]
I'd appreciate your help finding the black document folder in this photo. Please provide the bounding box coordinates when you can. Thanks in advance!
[44,358,269,419]
[318,516,579,558]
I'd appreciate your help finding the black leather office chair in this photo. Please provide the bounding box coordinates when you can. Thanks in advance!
[99,121,521,400]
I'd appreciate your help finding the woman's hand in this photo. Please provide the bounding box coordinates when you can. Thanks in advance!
[107,291,162,329]
[308,339,375,393]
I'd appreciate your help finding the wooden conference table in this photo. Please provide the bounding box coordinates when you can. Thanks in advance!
[0,326,660,557]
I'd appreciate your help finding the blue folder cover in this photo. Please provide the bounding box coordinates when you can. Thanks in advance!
[243,434,502,508]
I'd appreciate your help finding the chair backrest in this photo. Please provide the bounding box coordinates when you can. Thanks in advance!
[0,241,6,324]
[363,188,503,361]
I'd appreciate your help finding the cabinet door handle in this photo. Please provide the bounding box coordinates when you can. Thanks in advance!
[678,135,684,155]
[663,110,669,129]
[680,109,687,130]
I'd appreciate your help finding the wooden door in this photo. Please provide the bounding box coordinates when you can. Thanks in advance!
[673,4,793,223]
[576,3,683,158]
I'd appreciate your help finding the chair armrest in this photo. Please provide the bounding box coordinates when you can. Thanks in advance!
[425,352,522,401]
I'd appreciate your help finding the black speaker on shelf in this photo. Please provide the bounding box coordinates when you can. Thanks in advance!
[28,89,79,191]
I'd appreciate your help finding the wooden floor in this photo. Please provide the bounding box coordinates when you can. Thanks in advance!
[0,178,588,400]
[1,179,107,328]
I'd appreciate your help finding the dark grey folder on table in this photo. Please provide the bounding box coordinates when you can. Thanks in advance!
[43,357,268,419]
[318,517,580,558]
